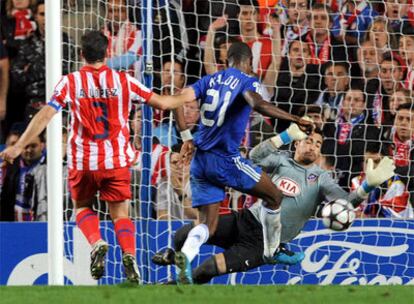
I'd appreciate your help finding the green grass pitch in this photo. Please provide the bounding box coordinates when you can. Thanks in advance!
[1,285,413,304]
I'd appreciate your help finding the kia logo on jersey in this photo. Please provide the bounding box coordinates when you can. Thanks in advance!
[276,177,301,196]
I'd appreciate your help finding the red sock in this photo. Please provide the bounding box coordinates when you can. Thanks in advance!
[76,209,102,245]
[114,218,136,255]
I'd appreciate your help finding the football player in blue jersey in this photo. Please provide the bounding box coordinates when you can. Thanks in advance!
[169,42,313,284]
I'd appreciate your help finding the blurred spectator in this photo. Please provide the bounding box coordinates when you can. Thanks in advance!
[389,89,412,120]
[152,0,189,79]
[275,40,323,131]
[156,144,197,220]
[0,35,9,138]
[386,103,414,168]
[236,0,274,79]
[355,39,382,80]
[62,0,105,59]
[351,142,413,218]
[0,133,47,221]
[369,52,404,126]
[282,0,310,55]
[160,58,186,95]
[130,108,170,186]
[103,0,142,76]
[154,98,200,148]
[1,0,37,59]
[4,129,20,147]
[332,0,378,52]
[400,33,414,90]
[323,85,380,189]
[8,0,74,125]
[364,16,398,53]
[0,129,21,197]
[203,16,239,74]
[305,3,347,64]
[315,61,350,120]
[153,58,186,146]
[384,0,412,36]
[299,104,325,130]
[183,99,200,134]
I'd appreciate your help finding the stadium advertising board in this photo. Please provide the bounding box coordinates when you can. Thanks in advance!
[0,220,413,285]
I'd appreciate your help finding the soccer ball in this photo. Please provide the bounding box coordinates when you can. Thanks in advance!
[321,199,356,231]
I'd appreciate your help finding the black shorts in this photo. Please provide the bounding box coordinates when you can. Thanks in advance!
[207,209,265,273]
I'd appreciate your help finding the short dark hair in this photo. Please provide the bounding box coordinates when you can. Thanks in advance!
[324,61,350,74]
[311,3,333,23]
[215,36,241,49]
[365,141,388,156]
[227,42,252,65]
[299,105,323,117]
[171,143,183,154]
[397,102,414,112]
[313,127,324,139]
[381,52,402,67]
[34,0,44,14]
[237,0,260,13]
[161,56,185,71]
[289,39,310,54]
[81,30,108,63]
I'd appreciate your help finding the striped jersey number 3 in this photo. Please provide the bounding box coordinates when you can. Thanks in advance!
[93,100,109,140]
[201,89,231,127]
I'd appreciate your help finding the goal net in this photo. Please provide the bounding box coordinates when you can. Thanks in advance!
[60,0,414,285]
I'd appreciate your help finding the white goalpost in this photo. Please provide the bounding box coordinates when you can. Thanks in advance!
[45,0,64,285]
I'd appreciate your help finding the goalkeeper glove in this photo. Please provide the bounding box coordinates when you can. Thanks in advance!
[357,157,396,198]
[270,123,308,148]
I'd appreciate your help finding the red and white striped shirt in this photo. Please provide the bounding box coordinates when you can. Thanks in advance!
[246,37,273,79]
[49,65,153,171]
[103,21,142,77]
[404,65,414,91]
[132,143,170,185]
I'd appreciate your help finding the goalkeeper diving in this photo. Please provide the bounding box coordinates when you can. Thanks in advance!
[152,123,396,284]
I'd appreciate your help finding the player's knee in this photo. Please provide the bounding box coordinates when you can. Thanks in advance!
[174,223,194,251]
[192,255,220,284]
[206,217,219,236]
[108,200,129,221]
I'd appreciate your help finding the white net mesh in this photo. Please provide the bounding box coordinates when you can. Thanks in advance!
[59,0,414,285]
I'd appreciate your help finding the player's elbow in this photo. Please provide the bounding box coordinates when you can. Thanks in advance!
[157,101,171,111]
[251,101,266,113]
[149,94,175,111]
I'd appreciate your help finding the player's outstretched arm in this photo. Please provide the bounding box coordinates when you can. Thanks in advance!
[250,123,307,170]
[148,87,197,111]
[243,90,314,134]
[0,105,57,164]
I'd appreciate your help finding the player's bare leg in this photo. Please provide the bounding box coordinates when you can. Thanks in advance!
[74,199,108,280]
[175,202,221,284]
[108,200,141,284]
[244,172,283,258]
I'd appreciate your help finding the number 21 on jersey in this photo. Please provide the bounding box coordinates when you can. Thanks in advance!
[200,89,231,127]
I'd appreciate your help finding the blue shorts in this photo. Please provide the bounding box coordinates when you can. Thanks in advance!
[190,150,262,208]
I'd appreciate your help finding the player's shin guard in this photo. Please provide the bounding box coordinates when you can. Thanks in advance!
[114,218,136,255]
[192,256,219,284]
[180,223,209,262]
[76,208,102,245]
[259,204,282,258]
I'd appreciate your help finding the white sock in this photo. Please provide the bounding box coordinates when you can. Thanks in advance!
[180,223,210,262]
[259,204,281,258]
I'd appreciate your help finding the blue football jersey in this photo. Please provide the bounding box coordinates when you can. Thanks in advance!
[191,67,260,156]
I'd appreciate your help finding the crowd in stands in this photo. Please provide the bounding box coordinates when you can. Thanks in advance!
[0,0,413,222]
